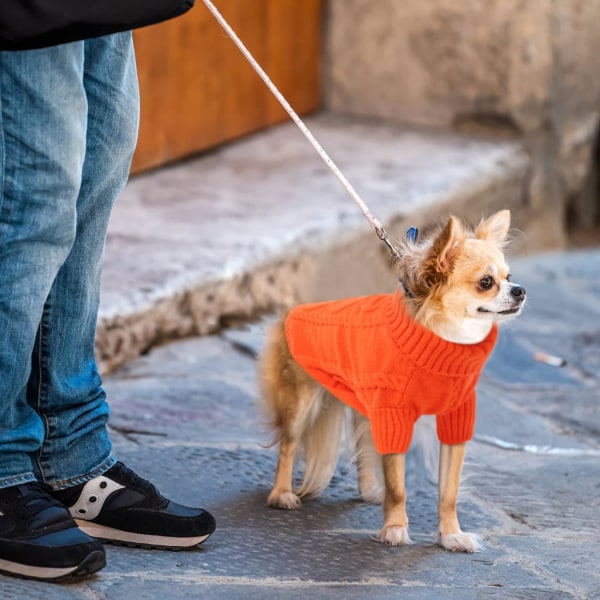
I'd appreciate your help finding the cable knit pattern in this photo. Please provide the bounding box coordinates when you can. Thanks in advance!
[285,292,498,454]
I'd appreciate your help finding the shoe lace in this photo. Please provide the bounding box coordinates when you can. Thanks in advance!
[111,462,166,502]
[13,482,66,522]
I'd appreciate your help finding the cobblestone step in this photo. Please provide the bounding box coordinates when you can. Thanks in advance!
[97,113,529,372]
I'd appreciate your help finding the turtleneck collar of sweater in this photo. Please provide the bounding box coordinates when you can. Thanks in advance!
[384,292,498,376]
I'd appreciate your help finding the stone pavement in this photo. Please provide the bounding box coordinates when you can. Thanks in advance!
[5,250,599,599]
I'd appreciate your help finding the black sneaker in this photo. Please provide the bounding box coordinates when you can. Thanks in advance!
[52,462,216,550]
[0,482,105,581]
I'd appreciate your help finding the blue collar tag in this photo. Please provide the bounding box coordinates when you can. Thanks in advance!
[406,226,419,244]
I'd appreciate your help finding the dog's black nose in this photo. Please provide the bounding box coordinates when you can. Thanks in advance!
[511,285,526,299]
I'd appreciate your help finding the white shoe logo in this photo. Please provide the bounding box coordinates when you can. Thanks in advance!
[68,476,125,520]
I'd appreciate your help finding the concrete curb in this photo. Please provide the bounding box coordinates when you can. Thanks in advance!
[97,114,530,372]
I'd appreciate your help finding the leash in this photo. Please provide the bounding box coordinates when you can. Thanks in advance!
[202,0,402,260]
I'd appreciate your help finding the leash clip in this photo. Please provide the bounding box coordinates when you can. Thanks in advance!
[375,224,402,259]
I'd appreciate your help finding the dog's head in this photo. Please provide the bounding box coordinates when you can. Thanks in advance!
[397,210,526,343]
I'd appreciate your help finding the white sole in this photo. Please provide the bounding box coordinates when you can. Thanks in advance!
[75,520,212,549]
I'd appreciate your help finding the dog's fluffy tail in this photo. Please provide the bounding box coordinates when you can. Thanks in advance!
[297,388,346,498]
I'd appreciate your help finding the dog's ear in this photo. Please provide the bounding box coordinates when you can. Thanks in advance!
[430,216,462,275]
[475,210,511,245]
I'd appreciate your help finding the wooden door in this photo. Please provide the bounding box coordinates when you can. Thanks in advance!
[131,0,323,173]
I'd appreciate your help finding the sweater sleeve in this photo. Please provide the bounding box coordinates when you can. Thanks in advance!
[366,389,417,455]
[436,389,476,445]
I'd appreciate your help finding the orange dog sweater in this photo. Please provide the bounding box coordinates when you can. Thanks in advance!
[285,293,498,455]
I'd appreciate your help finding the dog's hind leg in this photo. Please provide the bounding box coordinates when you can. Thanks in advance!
[437,442,482,553]
[267,383,320,510]
[352,411,382,503]
[379,453,412,546]
[262,317,314,510]
[268,434,302,509]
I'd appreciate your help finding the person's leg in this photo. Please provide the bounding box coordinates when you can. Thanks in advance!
[0,43,88,488]
[30,32,139,489]
[0,42,106,581]
[41,32,216,549]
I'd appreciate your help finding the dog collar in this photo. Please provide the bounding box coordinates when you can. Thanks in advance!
[401,278,414,299]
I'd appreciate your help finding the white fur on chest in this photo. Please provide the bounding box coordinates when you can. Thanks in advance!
[435,318,494,345]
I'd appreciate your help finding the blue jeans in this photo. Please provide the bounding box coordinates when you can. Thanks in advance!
[0,33,139,490]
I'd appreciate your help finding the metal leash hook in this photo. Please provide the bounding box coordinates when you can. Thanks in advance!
[202,0,403,260]
[375,222,403,260]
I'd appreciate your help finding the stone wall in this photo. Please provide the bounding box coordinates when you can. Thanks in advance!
[324,0,600,247]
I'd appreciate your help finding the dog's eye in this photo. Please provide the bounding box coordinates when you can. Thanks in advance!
[507,273,512,282]
[479,276,494,290]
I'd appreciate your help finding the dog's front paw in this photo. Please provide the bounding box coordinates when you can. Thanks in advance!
[267,490,302,510]
[439,532,483,553]
[378,525,412,546]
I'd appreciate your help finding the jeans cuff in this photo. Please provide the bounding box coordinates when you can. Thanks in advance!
[0,472,38,490]
[50,454,118,491]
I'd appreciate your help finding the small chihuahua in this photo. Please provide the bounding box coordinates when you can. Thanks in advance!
[259,210,526,553]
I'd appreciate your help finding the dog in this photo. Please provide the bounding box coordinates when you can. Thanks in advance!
[259,209,525,553]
